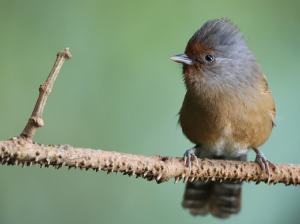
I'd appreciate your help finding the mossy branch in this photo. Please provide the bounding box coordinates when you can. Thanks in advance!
[1,48,299,186]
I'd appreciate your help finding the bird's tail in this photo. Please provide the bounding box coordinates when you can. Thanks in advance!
[182,152,247,219]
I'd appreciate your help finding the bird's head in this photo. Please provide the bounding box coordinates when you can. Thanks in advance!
[170,19,260,92]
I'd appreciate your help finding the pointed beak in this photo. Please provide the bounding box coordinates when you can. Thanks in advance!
[170,54,193,65]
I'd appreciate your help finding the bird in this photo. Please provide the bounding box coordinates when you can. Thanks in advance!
[170,18,279,219]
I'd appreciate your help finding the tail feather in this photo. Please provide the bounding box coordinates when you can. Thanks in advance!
[182,153,247,219]
[182,181,212,215]
[209,180,242,218]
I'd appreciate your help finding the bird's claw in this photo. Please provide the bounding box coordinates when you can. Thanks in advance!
[183,147,198,172]
[255,151,280,183]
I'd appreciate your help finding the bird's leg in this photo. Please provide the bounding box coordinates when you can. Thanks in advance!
[183,145,199,172]
[252,147,280,183]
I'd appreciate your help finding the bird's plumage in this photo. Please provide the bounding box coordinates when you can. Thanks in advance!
[179,18,275,156]
[171,18,276,218]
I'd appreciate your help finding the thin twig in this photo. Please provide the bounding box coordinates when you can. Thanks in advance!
[20,48,72,139]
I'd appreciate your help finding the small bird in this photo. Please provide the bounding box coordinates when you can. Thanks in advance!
[170,19,279,218]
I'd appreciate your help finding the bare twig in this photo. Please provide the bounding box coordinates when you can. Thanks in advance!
[1,48,299,187]
[0,138,299,186]
[20,48,72,139]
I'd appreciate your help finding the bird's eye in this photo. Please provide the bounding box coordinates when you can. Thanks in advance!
[204,54,215,63]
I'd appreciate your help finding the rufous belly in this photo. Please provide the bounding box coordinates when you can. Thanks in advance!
[179,95,273,156]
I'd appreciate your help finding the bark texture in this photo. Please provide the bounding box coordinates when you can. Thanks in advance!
[1,137,299,186]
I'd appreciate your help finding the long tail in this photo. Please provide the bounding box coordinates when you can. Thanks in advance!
[182,153,247,219]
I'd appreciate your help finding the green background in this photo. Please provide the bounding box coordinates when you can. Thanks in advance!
[0,1,299,224]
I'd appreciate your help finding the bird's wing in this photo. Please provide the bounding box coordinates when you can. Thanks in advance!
[261,73,276,127]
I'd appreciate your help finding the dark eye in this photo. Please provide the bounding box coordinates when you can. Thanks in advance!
[204,54,215,62]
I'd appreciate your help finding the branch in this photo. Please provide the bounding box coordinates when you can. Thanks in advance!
[0,138,299,186]
[20,48,72,139]
[1,48,299,186]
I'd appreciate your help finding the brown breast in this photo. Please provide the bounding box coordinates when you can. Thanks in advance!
[179,84,275,151]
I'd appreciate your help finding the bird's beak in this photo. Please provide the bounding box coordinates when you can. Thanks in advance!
[170,54,193,65]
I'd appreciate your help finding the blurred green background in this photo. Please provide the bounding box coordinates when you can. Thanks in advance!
[0,0,299,224]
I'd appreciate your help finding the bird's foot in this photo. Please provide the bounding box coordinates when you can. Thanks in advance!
[183,147,198,172]
[255,151,280,183]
